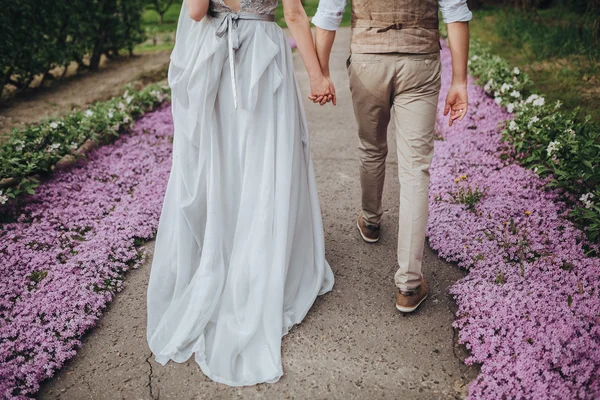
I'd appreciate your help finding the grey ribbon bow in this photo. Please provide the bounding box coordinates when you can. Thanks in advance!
[212,11,276,110]
[215,13,240,109]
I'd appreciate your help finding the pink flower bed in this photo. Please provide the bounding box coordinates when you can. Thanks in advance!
[2,44,599,400]
[0,106,173,398]
[429,44,600,398]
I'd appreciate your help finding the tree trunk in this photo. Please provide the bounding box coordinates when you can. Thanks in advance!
[89,43,103,70]
[40,67,55,87]
[10,73,36,92]
[60,64,69,80]
[90,0,111,71]
[0,66,14,102]
[158,12,164,24]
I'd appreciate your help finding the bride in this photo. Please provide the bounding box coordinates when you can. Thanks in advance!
[146,0,335,386]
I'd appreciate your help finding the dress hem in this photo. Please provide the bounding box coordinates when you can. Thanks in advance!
[150,283,333,387]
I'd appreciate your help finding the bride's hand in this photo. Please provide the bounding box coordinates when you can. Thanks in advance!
[309,75,333,106]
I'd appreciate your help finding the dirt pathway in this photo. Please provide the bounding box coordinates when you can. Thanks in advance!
[0,51,171,144]
[38,28,477,400]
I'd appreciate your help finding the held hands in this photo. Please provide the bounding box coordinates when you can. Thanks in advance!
[444,82,468,126]
[308,75,336,106]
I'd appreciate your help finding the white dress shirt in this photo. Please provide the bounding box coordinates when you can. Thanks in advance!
[312,0,472,31]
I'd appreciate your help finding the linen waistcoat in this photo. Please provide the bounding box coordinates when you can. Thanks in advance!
[351,0,440,54]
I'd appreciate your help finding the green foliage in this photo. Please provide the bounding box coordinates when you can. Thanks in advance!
[469,5,600,126]
[27,270,48,291]
[494,8,600,60]
[0,83,170,202]
[495,271,505,285]
[503,102,600,240]
[0,0,146,97]
[449,175,486,211]
[468,40,533,111]
[145,0,177,24]
[468,38,600,242]
[28,270,48,284]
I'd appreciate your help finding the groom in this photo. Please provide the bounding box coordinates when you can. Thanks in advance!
[311,0,471,312]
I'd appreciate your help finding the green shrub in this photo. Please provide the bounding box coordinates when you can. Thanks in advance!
[468,39,600,242]
[0,83,170,202]
[502,100,600,240]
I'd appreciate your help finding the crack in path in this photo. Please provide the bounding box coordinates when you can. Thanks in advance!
[146,352,158,400]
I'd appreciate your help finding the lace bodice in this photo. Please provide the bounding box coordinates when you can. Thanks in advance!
[210,0,278,15]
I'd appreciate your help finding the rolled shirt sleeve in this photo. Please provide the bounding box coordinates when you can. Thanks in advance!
[439,0,473,23]
[312,0,347,31]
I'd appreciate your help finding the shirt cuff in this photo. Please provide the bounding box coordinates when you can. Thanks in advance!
[440,4,473,23]
[312,8,344,31]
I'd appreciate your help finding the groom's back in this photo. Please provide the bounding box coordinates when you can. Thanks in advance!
[350,0,440,54]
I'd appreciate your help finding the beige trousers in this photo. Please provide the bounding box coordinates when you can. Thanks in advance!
[347,52,442,292]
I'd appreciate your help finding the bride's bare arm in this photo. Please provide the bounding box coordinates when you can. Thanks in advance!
[282,0,332,104]
[186,0,210,21]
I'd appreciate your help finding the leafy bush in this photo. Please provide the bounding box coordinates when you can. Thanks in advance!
[468,39,600,242]
[468,41,533,113]
[503,99,600,240]
[0,83,170,203]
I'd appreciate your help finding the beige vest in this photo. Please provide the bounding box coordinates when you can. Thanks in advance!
[351,0,440,54]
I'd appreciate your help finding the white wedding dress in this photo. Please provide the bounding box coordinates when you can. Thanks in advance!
[146,0,334,387]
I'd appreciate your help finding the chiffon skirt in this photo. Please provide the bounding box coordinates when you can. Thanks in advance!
[146,16,334,386]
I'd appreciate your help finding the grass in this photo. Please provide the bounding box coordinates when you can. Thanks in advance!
[135,42,175,53]
[469,4,600,124]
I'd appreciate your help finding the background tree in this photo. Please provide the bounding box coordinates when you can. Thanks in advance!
[0,0,146,97]
[146,0,176,24]
[467,0,483,10]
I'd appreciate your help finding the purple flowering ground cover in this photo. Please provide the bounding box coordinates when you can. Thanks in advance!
[0,106,173,398]
[429,44,600,399]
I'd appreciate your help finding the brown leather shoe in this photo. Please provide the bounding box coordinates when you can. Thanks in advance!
[395,279,429,313]
[357,214,380,243]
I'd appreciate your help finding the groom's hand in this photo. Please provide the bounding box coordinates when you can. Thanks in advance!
[443,82,468,126]
[445,22,469,127]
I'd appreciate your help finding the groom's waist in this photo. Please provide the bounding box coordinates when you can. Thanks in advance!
[352,19,439,30]
[350,0,440,55]
[350,18,441,54]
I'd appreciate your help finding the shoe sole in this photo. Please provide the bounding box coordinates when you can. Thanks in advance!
[356,220,379,243]
[396,293,428,313]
